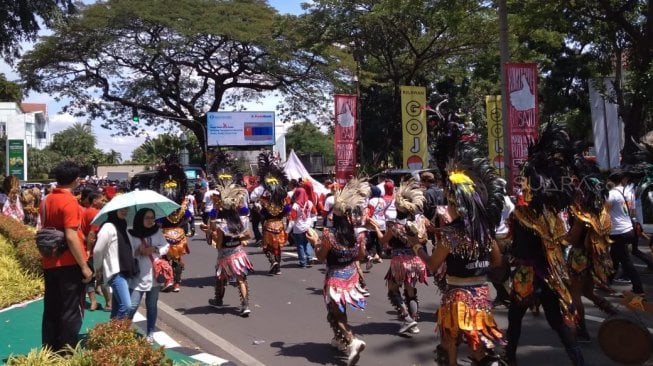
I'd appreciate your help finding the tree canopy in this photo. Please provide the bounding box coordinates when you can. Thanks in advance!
[284,120,334,165]
[18,0,341,153]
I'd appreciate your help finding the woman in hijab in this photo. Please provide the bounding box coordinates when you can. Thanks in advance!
[93,208,136,319]
[128,208,170,344]
[287,187,317,267]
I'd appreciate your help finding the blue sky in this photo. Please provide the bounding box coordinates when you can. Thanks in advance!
[2,0,308,161]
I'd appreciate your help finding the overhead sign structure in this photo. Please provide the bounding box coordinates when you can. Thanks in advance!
[206,112,275,147]
[400,86,428,170]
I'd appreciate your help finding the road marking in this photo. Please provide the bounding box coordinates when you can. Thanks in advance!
[191,352,232,366]
[157,301,266,366]
[152,330,181,348]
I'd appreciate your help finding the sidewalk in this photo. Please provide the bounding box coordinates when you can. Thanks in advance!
[0,296,226,365]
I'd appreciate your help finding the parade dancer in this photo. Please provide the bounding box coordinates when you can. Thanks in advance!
[371,178,428,334]
[152,157,190,293]
[566,149,617,342]
[504,123,584,366]
[306,178,369,366]
[257,152,290,275]
[413,144,506,366]
[207,181,254,317]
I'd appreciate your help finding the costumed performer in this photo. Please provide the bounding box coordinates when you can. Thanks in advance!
[412,143,506,366]
[306,178,369,366]
[257,152,290,275]
[370,178,428,335]
[206,179,254,317]
[504,123,584,366]
[566,144,616,343]
[152,157,190,293]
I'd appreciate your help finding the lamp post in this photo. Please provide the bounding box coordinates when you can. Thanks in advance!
[180,131,189,166]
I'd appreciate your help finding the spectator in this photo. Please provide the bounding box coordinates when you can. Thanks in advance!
[202,182,219,224]
[41,161,93,352]
[129,208,170,343]
[94,207,138,319]
[287,187,317,267]
[81,191,110,311]
[607,172,645,295]
[185,189,197,237]
[3,187,24,222]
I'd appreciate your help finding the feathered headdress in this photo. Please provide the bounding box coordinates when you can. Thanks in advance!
[208,150,244,187]
[257,152,288,206]
[571,141,607,215]
[394,178,426,216]
[333,178,371,217]
[445,143,505,246]
[152,155,187,205]
[520,123,575,213]
[215,181,247,211]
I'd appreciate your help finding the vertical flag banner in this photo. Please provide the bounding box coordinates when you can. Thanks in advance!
[400,86,427,169]
[7,139,25,180]
[589,78,622,171]
[505,63,539,195]
[485,95,505,178]
[334,94,357,185]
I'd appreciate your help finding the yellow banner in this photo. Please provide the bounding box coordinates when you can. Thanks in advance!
[400,86,427,169]
[485,95,505,178]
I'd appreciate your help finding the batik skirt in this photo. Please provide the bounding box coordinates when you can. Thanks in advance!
[437,283,504,350]
[324,263,366,312]
[262,218,287,256]
[384,248,428,287]
[216,245,254,280]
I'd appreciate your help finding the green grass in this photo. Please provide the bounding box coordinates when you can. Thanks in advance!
[0,236,43,308]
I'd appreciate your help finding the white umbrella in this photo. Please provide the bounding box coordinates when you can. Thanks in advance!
[91,189,181,225]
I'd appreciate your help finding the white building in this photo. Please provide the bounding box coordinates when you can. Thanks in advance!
[0,102,50,180]
[0,102,50,149]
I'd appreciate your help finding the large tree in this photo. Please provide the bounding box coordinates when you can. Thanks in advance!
[0,0,76,62]
[131,132,202,165]
[284,120,334,165]
[18,0,340,155]
[302,0,498,168]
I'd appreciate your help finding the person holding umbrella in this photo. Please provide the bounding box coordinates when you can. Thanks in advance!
[93,207,137,319]
[128,208,170,344]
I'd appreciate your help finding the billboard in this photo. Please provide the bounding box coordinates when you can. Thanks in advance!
[206,112,275,147]
[7,139,25,180]
[400,86,427,169]
[334,94,357,185]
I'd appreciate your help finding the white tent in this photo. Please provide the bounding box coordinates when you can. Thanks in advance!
[283,149,328,195]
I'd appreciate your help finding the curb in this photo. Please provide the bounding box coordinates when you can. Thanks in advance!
[156,300,266,366]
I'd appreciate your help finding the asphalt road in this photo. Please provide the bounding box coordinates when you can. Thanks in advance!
[155,230,653,366]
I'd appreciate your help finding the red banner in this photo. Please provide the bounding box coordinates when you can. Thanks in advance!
[334,94,357,185]
[504,63,539,195]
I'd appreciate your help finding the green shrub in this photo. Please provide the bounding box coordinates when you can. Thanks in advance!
[15,240,42,276]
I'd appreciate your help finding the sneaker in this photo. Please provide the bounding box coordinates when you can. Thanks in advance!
[240,304,251,317]
[346,338,366,366]
[614,277,632,285]
[161,282,174,292]
[172,283,180,292]
[330,337,346,352]
[208,298,223,308]
[372,255,382,263]
[399,320,418,334]
[269,262,279,274]
[409,326,420,334]
[145,335,154,344]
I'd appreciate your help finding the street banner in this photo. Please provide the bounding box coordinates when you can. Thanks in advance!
[589,78,622,171]
[7,139,25,180]
[504,63,539,195]
[400,86,428,169]
[485,95,505,178]
[334,94,357,185]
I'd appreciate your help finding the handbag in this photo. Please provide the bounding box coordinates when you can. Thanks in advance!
[35,198,67,257]
[142,238,173,289]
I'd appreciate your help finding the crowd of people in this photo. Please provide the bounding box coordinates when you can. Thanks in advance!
[11,121,653,365]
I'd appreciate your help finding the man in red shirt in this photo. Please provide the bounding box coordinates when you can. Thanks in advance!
[41,161,93,352]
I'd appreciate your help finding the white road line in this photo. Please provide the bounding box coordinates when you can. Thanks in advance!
[152,330,181,349]
[191,352,232,366]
